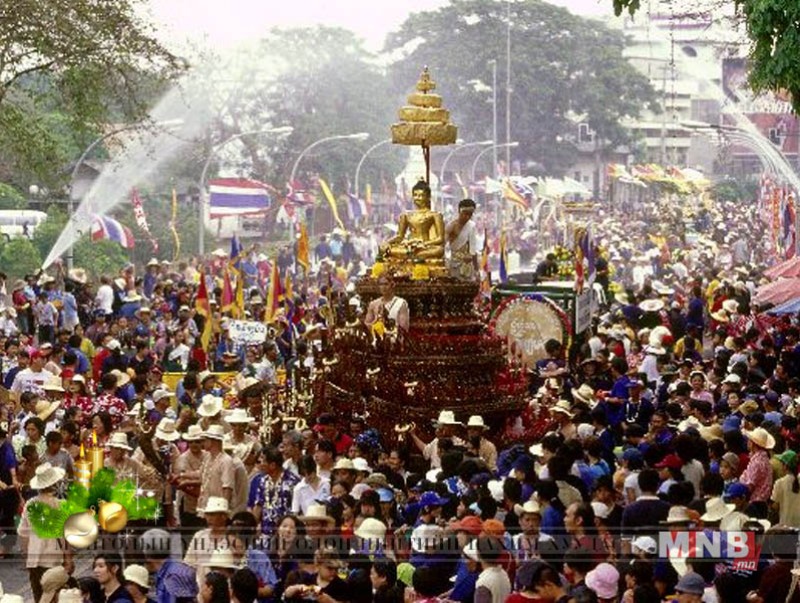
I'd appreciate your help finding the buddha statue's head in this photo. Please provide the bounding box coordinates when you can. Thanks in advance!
[411,179,432,210]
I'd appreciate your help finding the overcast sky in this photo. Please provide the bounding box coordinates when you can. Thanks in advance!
[147,0,613,51]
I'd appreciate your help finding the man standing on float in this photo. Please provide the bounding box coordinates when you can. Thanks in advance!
[446,198,478,280]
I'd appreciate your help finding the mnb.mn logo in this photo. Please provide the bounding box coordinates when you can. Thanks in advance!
[659,531,761,570]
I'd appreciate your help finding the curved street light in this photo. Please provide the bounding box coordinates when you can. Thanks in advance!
[438,140,492,207]
[289,132,370,187]
[67,120,184,270]
[198,126,294,255]
[354,138,392,209]
[470,142,519,182]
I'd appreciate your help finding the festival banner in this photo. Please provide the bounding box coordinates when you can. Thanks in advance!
[228,320,268,345]
[195,267,212,350]
[170,189,180,261]
[265,260,283,324]
[131,189,158,252]
[296,222,310,272]
[208,178,271,218]
[318,178,346,231]
[499,231,508,283]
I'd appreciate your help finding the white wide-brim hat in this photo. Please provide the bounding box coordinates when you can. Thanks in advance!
[29,463,66,490]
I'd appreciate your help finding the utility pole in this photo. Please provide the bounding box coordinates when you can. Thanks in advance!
[505,0,512,178]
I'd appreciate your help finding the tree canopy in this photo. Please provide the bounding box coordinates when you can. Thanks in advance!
[612,0,800,114]
[0,0,184,188]
[385,0,656,176]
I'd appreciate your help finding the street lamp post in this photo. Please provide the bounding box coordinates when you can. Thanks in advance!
[471,142,519,183]
[438,140,493,207]
[354,138,392,214]
[289,132,369,237]
[198,126,294,255]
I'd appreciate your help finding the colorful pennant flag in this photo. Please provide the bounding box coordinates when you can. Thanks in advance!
[297,222,310,272]
[501,178,530,211]
[499,231,508,283]
[131,189,158,252]
[265,259,283,324]
[170,189,180,261]
[318,178,346,231]
[91,216,135,249]
[195,267,212,350]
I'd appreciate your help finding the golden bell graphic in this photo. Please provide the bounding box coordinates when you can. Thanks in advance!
[98,501,128,533]
[64,511,99,549]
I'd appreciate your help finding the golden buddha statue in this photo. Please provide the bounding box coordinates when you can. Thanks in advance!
[379,179,445,262]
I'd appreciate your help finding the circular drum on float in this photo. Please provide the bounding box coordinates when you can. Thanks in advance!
[488,294,572,369]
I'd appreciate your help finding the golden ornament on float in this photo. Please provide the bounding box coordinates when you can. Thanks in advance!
[74,443,92,489]
[371,262,386,278]
[98,501,128,533]
[411,263,430,281]
[64,511,99,549]
[90,430,104,476]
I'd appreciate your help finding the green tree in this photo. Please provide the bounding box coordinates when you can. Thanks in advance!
[612,0,800,114]
[207,27,406,195]
[0,0,184,188]
[0,238,42,278]
[0,183,27,209]
[385,0,657,175]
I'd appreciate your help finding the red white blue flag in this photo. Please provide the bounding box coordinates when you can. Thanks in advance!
[208,178,272,218]
[91,215,135,249]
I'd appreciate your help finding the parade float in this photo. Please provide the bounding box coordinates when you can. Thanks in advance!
[317,69,530,437]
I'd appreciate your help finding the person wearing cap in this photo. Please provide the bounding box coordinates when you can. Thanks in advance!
[123,563,153,603]
[105,432,144,482]
[770,449,800,527]
[740,427,775,518]
[410,411,465,470]
[192,423,236,514]
[184,496,234,589]
[251,445,300,535]
[18,463,74,601]
[465,415,498,471]
[674,572,706,603]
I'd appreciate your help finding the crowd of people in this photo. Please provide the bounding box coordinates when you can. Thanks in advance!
[1,193,800,603]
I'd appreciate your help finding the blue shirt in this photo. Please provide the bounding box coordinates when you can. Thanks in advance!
[155,559,198,603]
[450,559,478,602]
[67,346,90,374]
[540,505,564,537]
[246,547,279,603]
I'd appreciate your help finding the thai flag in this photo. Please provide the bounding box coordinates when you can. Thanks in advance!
[286,180,315,206]
[346,180,367,222]
[91,216,135,249]
[208,178,271,218]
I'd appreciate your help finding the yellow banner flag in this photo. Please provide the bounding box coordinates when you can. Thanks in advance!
[297,222,310,271]
[170,189,181,260]
[318,178,346,231]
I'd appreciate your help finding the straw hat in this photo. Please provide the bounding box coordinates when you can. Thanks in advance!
[433,410,461,426]
[55,591,81,603]
[201,497,231,515]
[744,427,776,450]
[722,299,740,314]
[182,424,204,442]
[34,399,61,421]
[639,299,665,313]
[352,457,372,473]
[39,566,70,603]
[571,384,595,404]
[198,370,216,385]
[203,424,226,441]
[661,505,692,524]
[122,291,142,303]
[355,517,387,541]
[108,369,130,387]
[614,292,630,305]
[42,380,65,394]
[514,500,542,516]
[710,309,729,323]
[123,564,150,590]
[225,408,255,424]
[155,418,181,442]
[700,497,735,523]
[198,395,223,417]
[113,278,126,290]
[152,389,174,404]
[147,258,160,267]
[299,503,335,525]
[29,463,66,490]
[107,432,132,451]
[208,548,239,570]
[333,458,355,471]
[466,415,488,430]
[550,399,574,418]
[212,248,227,258]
